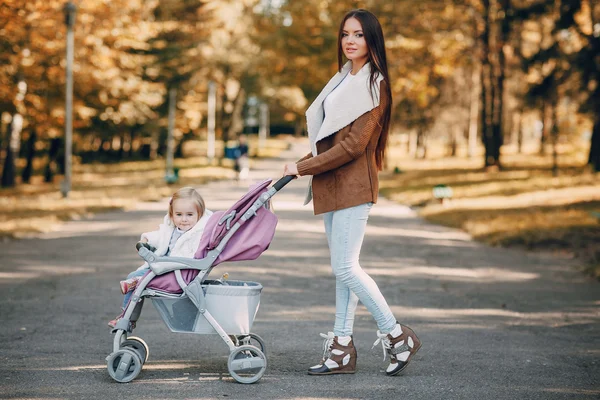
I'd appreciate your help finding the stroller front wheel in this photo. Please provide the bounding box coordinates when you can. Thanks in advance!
[106,349,143,383]
[227,345,267,384]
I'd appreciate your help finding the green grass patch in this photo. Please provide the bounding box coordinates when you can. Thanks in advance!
[381,142,600,280]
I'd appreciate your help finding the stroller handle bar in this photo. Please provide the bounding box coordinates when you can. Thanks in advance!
[273,175,296,191]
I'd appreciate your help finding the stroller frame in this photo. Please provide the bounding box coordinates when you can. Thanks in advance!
[106,177,293,384]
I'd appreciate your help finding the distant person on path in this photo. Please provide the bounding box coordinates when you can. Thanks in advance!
[108,187,213,328]
[282,9,421,376]
[234,134,250,181]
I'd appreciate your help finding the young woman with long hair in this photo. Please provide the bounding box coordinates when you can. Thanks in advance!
[283,9,421,376]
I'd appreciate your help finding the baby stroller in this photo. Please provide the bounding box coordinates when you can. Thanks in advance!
[106,177,294,384]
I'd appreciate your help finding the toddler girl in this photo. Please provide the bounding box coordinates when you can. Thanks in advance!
[108,187,212,328]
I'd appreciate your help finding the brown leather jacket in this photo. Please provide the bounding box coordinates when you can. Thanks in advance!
[296,81,389,215]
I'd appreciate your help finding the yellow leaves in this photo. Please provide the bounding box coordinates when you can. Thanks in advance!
[27,94,45,110]
[145,67,160,79]
[76,106,98,120]
[295,56,311,68]
[117,53,138,69]
[266,86,308,113]
[184,109,203,130]
[387,35,425,51]
[433,63,452,77]
[153,40,169,50]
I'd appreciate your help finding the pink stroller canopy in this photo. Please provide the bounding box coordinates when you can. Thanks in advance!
[195,179,277,264]
[147,179,278,293]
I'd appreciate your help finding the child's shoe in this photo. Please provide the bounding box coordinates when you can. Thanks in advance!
[108,316,135,330]
[373,323,421,376]
[308,332,357,375]
[120,277,140,294]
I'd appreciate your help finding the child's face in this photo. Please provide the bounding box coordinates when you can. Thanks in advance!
[171,198,200,231]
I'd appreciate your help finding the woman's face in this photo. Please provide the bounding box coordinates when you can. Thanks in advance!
[341,17,368,66]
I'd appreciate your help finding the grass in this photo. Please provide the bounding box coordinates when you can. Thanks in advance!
[380,140,600,280]
[0,137,288,239]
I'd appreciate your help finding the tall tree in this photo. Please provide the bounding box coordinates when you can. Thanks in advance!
[474,0,513,169]
[520,0,600,171]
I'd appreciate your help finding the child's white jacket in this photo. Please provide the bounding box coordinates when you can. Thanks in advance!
[136,209,213,271]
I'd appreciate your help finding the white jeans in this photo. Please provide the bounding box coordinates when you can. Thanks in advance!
[323,202,397,336]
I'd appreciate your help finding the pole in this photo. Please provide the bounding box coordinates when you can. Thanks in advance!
[207,81,216,161]
[166,87,176,179]
[258,103,269,156]
[61,1,76,198]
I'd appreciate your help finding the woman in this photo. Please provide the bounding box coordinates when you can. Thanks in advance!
[283,9,421,376]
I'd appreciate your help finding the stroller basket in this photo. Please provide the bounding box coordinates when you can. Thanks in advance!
[151,280,262,335]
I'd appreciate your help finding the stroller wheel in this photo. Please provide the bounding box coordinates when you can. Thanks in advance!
[106,349,143,383]
[227,345,267,384]
[121,336,149,363]
[237,333,266,355]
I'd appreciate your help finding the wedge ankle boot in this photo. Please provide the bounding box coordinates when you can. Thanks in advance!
[373,323,421,376]
[308,332,357,375]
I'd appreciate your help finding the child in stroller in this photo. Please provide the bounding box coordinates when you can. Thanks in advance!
[108,187,212,328]
[106,177,294,384]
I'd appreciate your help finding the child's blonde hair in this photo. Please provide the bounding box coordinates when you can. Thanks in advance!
[168,187,205,221]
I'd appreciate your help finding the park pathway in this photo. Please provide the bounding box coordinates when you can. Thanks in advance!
[0,137,598,399]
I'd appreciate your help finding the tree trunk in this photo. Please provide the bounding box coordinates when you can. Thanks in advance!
[117,132,125,161]
[539,99,551,155]
[44,137,61,183]
[0,114,6,164]
[21,129,37,183]
[515,111,523,153]
[219,83,230,143]
[468,62,480,158]
[150,131,159,160]
[226,88,246,141]
[480,0,496,168]
[128,129,135,158]
[1,114,23,187]
[588,112,600,172]
[408,129,418,158]
[480,61,491,165]
[416,126,427,159]
[551,97,559,177]
[175,134,185,158]
[449,126,460,157]
[488,0,510,169]
[1,147,16,187]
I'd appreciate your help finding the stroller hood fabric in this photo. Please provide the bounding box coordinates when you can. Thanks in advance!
[147,179,278,293]
[194,179,278,264]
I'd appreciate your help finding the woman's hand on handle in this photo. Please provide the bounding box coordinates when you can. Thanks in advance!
[283,163,299,177]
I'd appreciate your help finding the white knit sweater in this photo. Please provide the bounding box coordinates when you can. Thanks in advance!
[136,209,213,270]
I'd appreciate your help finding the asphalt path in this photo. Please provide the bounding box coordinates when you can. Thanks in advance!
[0,138,598,399]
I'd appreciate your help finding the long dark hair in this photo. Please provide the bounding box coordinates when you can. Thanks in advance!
[337,9,392,170]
